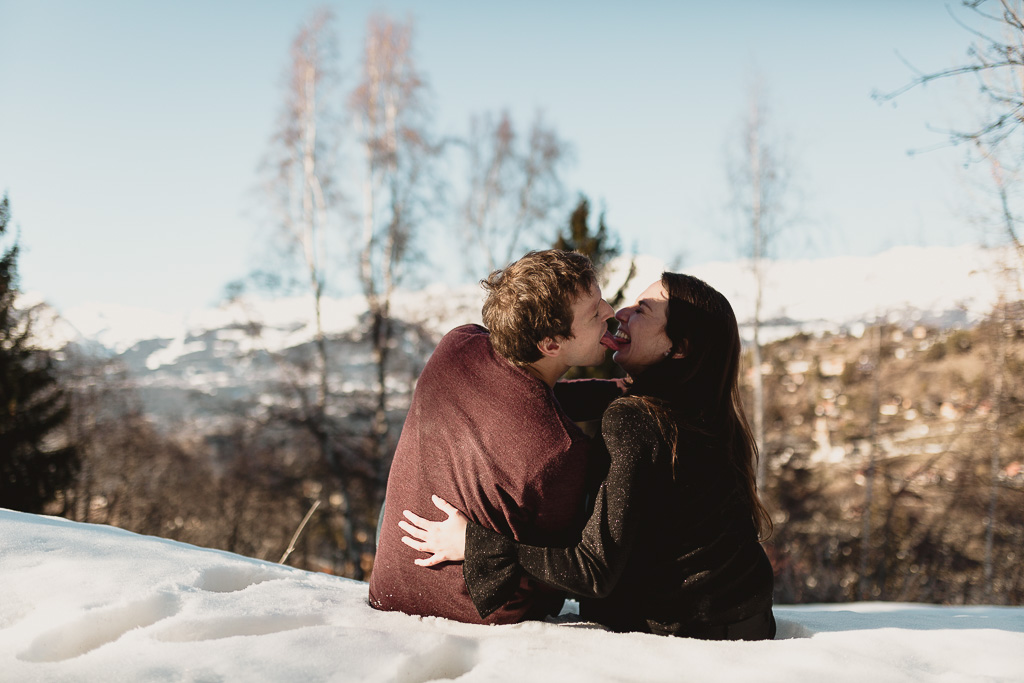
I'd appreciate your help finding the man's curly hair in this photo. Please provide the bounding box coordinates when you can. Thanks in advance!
[481,250,597,365]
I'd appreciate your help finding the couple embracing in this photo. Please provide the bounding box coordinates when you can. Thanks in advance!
[368,250,776,641]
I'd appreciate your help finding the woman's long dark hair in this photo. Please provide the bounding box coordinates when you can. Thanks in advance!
[626,272,772,539]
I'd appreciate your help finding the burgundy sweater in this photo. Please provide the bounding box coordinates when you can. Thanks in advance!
[368,325,592,623]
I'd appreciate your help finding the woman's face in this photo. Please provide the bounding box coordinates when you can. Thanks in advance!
[610,280,677,376]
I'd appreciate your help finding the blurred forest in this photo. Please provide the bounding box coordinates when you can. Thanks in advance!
[3,1,1024,606]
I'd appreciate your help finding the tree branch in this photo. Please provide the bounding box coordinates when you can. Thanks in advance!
[279,498,321,565]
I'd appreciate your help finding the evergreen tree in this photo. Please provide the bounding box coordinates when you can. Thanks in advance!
[0,194,78,513]
[554,195,635,379]
[553,195,619,276]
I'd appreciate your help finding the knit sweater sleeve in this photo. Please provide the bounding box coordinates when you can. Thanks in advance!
[463,398,656,619]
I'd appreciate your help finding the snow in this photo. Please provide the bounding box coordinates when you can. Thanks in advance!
[2,510,1022,682]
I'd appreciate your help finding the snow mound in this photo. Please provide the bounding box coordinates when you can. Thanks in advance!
[1,509,1022,682]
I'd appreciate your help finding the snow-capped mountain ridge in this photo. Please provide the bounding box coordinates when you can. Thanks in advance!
[42,243,1014,360]
[32,242,1015,385]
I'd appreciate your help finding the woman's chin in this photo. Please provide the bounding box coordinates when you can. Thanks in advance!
[612,350,631,372]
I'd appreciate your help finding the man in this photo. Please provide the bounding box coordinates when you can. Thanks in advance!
[368,250,616,624]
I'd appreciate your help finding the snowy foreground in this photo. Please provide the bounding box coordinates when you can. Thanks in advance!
[2,511,1022,683]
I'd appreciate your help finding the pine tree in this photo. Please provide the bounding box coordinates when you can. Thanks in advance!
[554,195,634,379]
[0,194,78,513]
[553,195,619,276]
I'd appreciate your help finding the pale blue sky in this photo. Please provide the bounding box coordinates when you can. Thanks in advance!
[0,1,985,315]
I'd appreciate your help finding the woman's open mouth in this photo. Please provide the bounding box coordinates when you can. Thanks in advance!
[601,328,630,351]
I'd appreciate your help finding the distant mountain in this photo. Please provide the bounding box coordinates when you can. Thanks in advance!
[42,284,484,431]
[610,245,1010,344]
[667,244,1015,342]
[30,244,1018,429]
[46,244,1015,353]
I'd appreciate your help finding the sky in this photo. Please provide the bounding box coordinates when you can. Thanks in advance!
[3,508,1023,682]
[0,1,993,316]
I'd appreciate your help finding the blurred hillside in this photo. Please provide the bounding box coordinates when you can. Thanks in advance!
[751,317,1024,604]
[31,244,1011,432]
[23,244,1024,602]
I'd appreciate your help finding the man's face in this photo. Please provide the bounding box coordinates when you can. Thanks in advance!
[556,281,615,368]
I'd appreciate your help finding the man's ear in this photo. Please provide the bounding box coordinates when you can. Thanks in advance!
[536,337,562,359]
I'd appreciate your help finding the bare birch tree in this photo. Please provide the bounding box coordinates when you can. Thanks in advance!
[977,154,1021,600]
[881,1,1024,599]
[880,0,1024,267]
[726,82,797,491]
[858,319,885,600]
[350,14,440,490]
[877,0,1024,151]
[251,9,371,576]
[259,8,344,472]
[461,109,570,272]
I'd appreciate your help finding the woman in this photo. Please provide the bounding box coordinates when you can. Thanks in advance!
[400,273,776,640]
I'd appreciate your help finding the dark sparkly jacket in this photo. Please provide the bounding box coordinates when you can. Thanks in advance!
[368,325,594,624]
[462,393,776,639]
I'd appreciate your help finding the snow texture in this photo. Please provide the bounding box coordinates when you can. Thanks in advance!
[2,509,1022,682]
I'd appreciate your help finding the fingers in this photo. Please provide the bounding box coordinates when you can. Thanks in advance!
[428,493,452,516]
[401,541,447,567]
[398,519,425,541]
[400,532,428,553]
[414,553,445,568]
[431,494,460,518]
[402,509,434,527]
[400,532,440,563]
[398,498,467,569]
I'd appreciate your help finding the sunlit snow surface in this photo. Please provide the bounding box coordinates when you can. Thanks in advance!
[2,510,1021,682]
